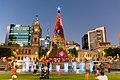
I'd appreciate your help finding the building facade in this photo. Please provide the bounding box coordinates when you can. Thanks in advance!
[66,40,80,51]
[32,19,42,46]
[5,24,32,46]
[95,43,117,58]
[40,28,50,50]
[4,18,42,61]
[82,34,88,50]
[40,38,50,50]
[77,50,98,61]
[87,26,107,50]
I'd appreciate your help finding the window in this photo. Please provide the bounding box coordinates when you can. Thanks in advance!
[18,57,20,60]
[90,54,91,57]
[25,49,27,54]
[21,57,23,60]
[22,49,24,54]
[34,37,37,42]
[29,49,31,54]
[33,57,35,60]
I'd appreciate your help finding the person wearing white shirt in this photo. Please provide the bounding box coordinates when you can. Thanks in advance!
[96,72,108,80]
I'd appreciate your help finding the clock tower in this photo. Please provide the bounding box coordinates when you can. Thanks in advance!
[32,17,42,46]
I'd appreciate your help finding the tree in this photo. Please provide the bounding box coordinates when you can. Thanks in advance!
[0,47,13,58]
[68,48,78,57]
[11,51,17,57]
[104,47,120,59]
[42,48,49,56]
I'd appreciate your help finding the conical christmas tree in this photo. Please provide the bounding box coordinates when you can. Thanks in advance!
[49,7,68,58]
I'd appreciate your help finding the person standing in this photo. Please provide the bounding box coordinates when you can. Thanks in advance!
[93,63,97,74]
[100,63,105,74]
[47,62,50,74]
[107,63,110,73]
[84,59,90,80]
[93,63,98,79]
[42,63,48,73]
[33,62,37,75]
[11,66,17,80]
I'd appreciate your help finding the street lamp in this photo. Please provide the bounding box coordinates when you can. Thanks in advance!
[35,52,38,54]
[16,49,18,52]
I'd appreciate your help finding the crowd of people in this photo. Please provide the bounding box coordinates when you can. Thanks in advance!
[1,57,112,80]
[40,63,49,79]
[32,61,50,79]
[11,61,50,80]
[84,59,109,80]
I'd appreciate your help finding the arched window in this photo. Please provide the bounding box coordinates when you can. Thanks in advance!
[22,49,24,54]
[21,57,23,60]
[90,54,91,57]
[18,57,20,60]
[29,49,31,54]
[33,57,35,60]
[34,37,37,42]
[102,53,103,57]
[25,49,27,54]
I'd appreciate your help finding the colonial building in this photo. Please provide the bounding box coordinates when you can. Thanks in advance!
[95,43,117,58]
[77,50,98,61]
[3,18,42,61]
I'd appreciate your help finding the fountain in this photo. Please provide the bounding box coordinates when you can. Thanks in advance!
[79,61,85,73]
[72,62,77,72]
[64,62,68,72]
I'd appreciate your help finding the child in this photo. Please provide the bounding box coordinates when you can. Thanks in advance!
[107,63,110,73]
[11,66,17,80]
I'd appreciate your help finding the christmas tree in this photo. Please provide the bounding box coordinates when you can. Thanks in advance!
[49,6,68,58]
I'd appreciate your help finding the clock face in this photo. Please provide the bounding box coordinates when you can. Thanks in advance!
[35,28,38,32]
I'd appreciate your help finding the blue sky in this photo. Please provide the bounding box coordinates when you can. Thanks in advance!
[0,0,120,46]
